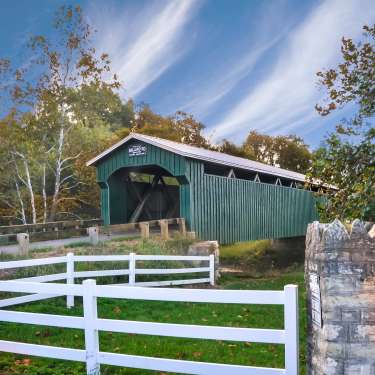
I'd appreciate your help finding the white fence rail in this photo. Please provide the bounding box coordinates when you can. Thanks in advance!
[0,253,215,308]
[0,279,299,374]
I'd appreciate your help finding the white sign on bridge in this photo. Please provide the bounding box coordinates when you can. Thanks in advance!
[129,144,147,157]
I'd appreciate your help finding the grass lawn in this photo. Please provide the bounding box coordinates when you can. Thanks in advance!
[0,271,306,375]
[0,236,307,374]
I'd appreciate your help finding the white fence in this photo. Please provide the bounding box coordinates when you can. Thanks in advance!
[0,279,299,375]
[0,253,215,308]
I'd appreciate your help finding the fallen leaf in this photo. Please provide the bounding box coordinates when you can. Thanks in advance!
[43,329,50,337]
[22,358,31,366]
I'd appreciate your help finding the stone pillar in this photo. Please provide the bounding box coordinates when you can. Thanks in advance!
[177,218,187,237]
[139,222,150,239]
[187,240,220,282]
[87,226,99,245]
[159,220,169,240]
[305,219,375,375]
[16,233,29,255]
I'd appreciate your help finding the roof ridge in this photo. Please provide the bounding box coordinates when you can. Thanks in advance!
[131,133,305,178]
[86,132,306,182]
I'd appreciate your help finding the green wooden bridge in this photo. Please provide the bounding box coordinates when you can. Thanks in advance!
[87,133,318,244]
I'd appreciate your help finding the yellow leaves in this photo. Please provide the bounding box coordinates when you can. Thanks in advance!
[35,329,50,337]
[113,305,121,315]
[14,358,31,366]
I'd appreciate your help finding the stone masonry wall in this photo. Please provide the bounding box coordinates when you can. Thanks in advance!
[305,219,375,375]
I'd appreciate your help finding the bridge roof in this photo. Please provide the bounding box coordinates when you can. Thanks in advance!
[87,133,307,182]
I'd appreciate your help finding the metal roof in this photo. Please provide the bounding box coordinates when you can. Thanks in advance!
[86,133,307,182]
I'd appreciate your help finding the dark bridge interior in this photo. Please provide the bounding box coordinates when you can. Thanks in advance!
[109,165,180,224]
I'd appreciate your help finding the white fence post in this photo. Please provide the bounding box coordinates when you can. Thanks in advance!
[284,284,299,375]
[83,279,100,375]
[209,254,215,286]
[129,252,136,286]
[66,253,75,308]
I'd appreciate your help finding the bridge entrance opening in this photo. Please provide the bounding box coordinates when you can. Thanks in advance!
[108,165,181,224]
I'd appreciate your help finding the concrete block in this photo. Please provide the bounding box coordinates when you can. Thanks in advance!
[186,231,196,240]
[188,240,220,281]
[158,220,169,240]
[139,222,150,239]
[342,310,361,323]
[322,324,348,342]
[16,233,29,255]
[349,324,375,343]
[87,226,99,245]
[177,218,187,237]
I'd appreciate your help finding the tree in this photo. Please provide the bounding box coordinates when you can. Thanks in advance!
[125,105,210,148]
[242,131,311,173]
[0,5,119,223]
[309,24,375,221]
[218,139,251,159]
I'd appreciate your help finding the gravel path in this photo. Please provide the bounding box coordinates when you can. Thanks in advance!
[0,232,135,255]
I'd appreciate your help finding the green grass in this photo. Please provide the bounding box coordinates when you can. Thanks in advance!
[0,271,306,375]
[221,240,272,259]
[0,236,306,374]
[221,239,304,276]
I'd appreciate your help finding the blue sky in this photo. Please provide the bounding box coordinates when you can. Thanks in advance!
[1,0,374,148]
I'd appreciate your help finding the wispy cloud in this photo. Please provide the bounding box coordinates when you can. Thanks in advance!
[180,1,293,119]
[212,0,375,141]
[89,0,200,98]
[181,35,282,118]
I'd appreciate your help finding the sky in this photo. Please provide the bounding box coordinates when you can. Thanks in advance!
[1,0,374,148]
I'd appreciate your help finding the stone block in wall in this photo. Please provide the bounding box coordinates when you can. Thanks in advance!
[187,240,220,281]
[305,219,375,375]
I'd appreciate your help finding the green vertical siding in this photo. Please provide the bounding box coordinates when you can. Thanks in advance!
[179,183,191,227]
[186,167,318,244]
[98,182,110,225]
[96,140,186,182]
[108,173,127,224]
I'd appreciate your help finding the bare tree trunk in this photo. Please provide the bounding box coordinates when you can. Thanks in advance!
[14,178,27,225]
[49,126,64,221]
[11,151,36,224]
[22,157,37,224]
[42,163,47,223]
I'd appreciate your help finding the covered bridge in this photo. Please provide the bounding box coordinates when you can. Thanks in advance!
[87,133,318,244]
